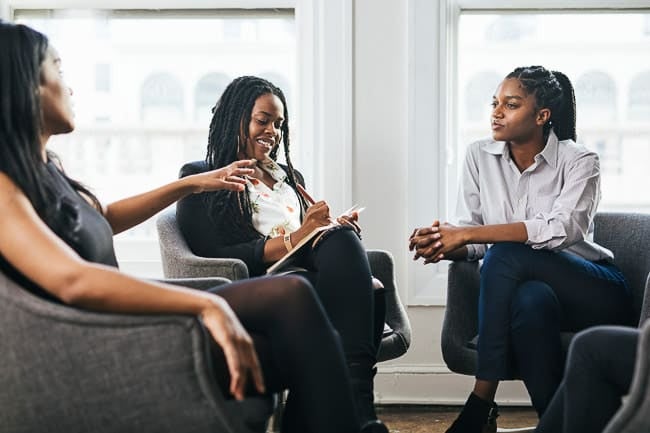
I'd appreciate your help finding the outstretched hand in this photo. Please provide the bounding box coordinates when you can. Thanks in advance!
[190,159,256,193]
[200,298,265,400]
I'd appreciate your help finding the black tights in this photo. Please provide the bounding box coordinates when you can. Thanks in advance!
[297,228,378,365]
[208,275,359,433]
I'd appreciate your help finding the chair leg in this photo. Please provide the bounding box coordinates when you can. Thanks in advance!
[267,390,287,433]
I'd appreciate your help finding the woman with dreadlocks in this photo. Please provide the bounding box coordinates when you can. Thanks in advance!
[177,76,387,433]
[0,22,369,433]
[409,66,634,432]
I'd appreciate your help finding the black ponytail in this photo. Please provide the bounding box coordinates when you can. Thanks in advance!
[506,66,577,141]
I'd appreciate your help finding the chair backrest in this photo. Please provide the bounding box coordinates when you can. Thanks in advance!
[593,212,650,324]
[156,208,249,280]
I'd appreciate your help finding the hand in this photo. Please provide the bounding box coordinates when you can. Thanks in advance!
[336,211,361,234]
[411,222,469,264]
[200,298,265,400]
[408,220,441,259]
[301,200,333,233]
[190,159,256,193]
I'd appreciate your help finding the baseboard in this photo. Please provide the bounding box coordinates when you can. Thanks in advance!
[374,363,532,406]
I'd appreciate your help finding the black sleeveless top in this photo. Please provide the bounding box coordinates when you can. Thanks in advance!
[0,162,118,301]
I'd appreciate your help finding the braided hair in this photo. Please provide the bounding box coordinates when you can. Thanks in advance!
[204,76,307,244]
[506,66,577,142]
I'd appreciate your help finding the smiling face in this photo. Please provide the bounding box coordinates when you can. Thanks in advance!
[491,78,549,144]
[239,92,285,161]
[39,46,74,140]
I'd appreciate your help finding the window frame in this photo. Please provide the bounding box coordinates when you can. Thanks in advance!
[406,0,650,305]
[3,0,353,276]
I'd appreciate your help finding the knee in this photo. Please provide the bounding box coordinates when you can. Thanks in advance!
[483,242,530,266]
[568,327,609,364]
[278,275,315,298]
[511,281,559,333]
[481,242,528,274]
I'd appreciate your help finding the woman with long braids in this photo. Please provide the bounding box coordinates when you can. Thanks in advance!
[0,22,369,433]
[409,66,634,432]
[177,76,387,433]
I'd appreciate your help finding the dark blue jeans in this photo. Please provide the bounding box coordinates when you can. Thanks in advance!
[476,243,634,415]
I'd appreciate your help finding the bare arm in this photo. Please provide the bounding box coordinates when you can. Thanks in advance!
[409,221,527,264]
[105,160,254,234]
[0,173,261,400]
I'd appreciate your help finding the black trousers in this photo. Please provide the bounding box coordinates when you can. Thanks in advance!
[207,275,360,433]
[536,326,639,433]
[295,228,379,366]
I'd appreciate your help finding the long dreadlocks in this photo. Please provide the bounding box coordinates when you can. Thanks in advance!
[203,76,308,244]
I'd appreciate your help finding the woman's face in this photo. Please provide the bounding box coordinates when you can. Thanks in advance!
[239,92,284,161]
[39,46,74,139]
[490,78,549,143]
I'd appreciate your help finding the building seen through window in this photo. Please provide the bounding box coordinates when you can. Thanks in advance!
[457,13,650,215]
[16,10,296,275]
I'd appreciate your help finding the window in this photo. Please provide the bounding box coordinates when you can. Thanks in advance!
[408,1,650,305]
[16,9,296,276]
[456,12,650,218]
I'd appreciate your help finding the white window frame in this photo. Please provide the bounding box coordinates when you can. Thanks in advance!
[2,0,353,275]
[406,0,650,305]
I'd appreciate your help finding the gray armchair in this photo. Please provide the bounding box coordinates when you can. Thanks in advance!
[0,271,274,433]
[441,212,650,376]
[156,208,411,363]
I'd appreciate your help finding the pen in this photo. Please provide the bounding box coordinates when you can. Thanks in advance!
[296,184,316,205]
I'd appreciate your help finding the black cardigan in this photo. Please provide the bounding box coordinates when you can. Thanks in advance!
[176,160,305,277]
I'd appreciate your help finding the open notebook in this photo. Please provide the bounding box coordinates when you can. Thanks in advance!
[266,205,364,275]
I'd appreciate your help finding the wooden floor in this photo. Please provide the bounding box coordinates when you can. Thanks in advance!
[377,405,538,433]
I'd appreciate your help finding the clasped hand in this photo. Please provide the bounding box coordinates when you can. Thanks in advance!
[408,220,466,264]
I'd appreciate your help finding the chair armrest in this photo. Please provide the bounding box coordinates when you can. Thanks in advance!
[162,251,250,281]
[367,249,412,362]
[157,208,250,281]
[0,272,248,433]
[603,320,650,433]
[155,276,232,291]
[441,260,481,375]
[639,272,650,326]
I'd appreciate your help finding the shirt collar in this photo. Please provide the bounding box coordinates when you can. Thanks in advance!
[258,158,288,185]
[482,129,560,168]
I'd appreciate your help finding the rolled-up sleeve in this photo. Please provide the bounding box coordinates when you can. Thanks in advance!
[524,152,600,250]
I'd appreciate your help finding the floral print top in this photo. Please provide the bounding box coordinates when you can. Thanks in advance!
[247,159,302,238]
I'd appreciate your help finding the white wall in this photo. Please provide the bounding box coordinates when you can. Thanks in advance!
[350,0,531,405]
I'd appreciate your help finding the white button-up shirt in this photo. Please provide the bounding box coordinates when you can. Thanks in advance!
[456,130,613,262]
[247,159,302,238]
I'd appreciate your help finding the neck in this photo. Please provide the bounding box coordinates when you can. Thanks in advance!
[40,134,49,162]
[507,132,546,172]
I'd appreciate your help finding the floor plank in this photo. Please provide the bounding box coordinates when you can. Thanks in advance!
[377,405,538,433]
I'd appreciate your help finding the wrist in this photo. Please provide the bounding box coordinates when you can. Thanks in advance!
[462,226,475,244]
[283,232,293,252]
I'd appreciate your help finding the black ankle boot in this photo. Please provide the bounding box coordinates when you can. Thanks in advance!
[348,363,389,433]
[445,393,498,433]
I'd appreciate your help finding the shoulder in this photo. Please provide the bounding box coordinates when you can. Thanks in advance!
[557,139,599,167]
[279,163,305,186]
[179,160,209,178]
[0,172,25,206]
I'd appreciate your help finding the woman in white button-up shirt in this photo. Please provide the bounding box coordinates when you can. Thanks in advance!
[409,66,634,433]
